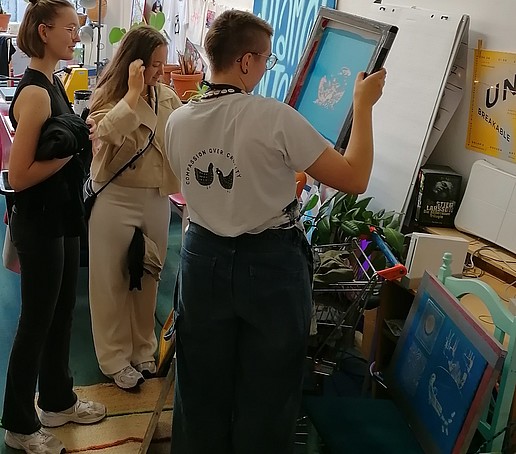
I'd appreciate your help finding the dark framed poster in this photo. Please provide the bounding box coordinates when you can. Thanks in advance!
[284,7,397,151]
[386,272,505,454]
[252,0,336,101]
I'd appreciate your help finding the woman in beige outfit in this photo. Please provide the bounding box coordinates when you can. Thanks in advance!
[88,26,182,390]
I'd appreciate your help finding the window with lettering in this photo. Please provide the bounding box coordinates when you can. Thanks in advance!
[252,0,336,101]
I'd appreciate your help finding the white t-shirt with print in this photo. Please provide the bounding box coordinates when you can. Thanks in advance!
[186,0,208,45]
[163,0,188,63]
[165,94,329,237]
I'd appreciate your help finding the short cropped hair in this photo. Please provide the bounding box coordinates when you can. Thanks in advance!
[204,10,273,73]
[18,0,75,59]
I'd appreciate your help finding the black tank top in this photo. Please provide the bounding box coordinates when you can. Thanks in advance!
[9,68,85,237]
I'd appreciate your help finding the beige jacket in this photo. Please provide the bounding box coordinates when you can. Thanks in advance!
[90,83,182,196]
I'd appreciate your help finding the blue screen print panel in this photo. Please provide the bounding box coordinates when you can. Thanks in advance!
[253,0,337,101]
[294,27,377,145]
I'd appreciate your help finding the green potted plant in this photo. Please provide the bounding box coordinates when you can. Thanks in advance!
[302,191,405,270]
[0,2,11,33]
[170,46,204,102]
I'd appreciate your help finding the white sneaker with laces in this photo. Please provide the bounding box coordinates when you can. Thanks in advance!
[109,365,145,389]
[39,399,106,428]
[134,361,157,378]
[4,428,65,454]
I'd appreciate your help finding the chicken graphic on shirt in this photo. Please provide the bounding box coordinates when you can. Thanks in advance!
[194,163,214,187]
[216,167,234,190]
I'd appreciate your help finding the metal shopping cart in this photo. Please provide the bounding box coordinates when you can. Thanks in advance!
[307,228,407,377]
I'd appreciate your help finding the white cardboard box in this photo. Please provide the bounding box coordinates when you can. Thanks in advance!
[402,232,469,289]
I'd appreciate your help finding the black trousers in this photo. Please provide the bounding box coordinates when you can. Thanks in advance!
[1,208,78,434]
[171,223,313,454]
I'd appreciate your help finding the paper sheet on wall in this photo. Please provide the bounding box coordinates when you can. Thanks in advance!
[337,0,469,221]
[466,48,516,163]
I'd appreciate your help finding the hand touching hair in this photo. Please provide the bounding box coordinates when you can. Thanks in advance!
[90,26,167,111]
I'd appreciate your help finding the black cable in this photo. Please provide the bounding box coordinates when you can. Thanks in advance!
[468,421,516,454]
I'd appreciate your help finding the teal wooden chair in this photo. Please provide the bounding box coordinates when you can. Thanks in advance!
[438,252,516,452]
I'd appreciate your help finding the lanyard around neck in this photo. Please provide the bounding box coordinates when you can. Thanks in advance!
[201,83,247,100]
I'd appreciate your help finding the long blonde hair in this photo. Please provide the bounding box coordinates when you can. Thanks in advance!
[90,26,167,113]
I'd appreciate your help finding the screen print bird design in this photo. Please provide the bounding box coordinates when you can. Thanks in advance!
[194,162,214,187]
[216,167,234,190]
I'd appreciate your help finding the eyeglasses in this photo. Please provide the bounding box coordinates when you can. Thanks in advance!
[237,51,278,70]
[252,52,278,70]
[43,24,80,38]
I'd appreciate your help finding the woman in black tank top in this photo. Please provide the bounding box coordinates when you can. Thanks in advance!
[1,2,106,452]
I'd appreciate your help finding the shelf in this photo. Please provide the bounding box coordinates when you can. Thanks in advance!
[423,226,516,282]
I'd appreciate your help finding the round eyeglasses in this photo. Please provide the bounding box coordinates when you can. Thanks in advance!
[237,51,278,71]
[250,52,278,70]
[43,24,80,38]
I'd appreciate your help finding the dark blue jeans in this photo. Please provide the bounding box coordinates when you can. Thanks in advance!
[1,208,78,434]
[171,223,313,454]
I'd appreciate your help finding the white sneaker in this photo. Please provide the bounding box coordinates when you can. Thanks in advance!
[134,361,157,378]
[39,399,107,428]
[109,365,145,390]
[4,428,65,454]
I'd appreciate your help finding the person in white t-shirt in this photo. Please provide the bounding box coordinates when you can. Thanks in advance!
[164,9,386,454]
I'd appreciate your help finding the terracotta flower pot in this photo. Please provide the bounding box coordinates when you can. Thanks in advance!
[87,0,107,23]
[0,14,11,32]
[77,13,88,27]
[162,64,181,86]
[170,71,204,101]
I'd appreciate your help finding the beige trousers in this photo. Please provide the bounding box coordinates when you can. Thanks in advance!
[88,182,170,375]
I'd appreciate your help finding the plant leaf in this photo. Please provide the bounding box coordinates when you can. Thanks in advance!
[354,197,374,211]
[345,193,358,207]
[369,253,387,274]
[340,220,361,237]
[315,194,335,223]
[149,11,166,30]
[383,227,405,258]
[387,214,401,230]
[108,27,126,45]
[315,217,331,244]
[301,194,319,214]
[345,207,361,220]
[361,210,374,223]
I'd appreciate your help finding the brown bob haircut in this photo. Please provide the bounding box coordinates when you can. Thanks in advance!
[90,26,168,111]
[18,0,75,59]
[204,10,273,74]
